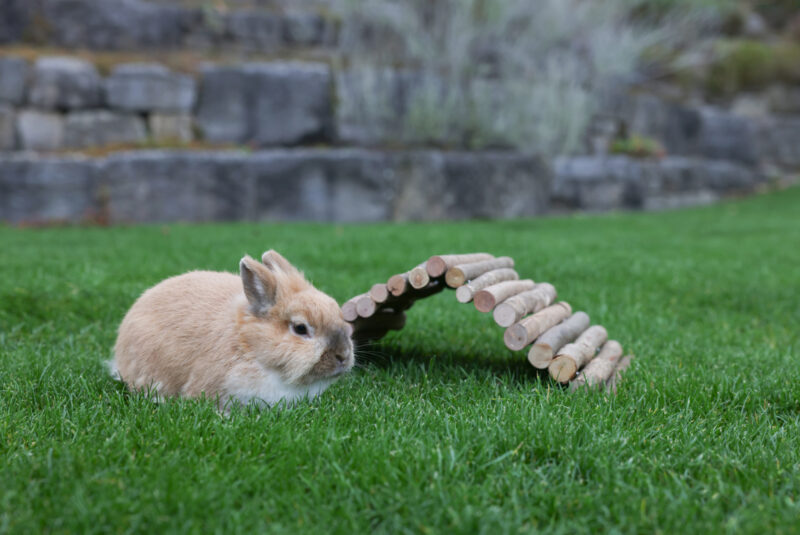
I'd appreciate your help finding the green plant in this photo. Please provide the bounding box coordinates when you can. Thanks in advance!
[706,39,800,97]
[336,0,712,155]
[610,134,666,158]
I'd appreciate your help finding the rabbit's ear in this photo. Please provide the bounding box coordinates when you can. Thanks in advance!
[240,255,278,315]
[261,250,300,276]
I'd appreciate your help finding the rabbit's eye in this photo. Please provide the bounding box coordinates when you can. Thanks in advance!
[291,323,310,337]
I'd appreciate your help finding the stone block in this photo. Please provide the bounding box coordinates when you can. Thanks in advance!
[17,110,65,151]
[29,57,103,110]
[0,155,98,224]
[195,66,251,143]
[226,11,282,51]
[281,12,333,47]
[0,56,28,105]
[38,0,188,50]
[101,151,251,223]
[64,111,147,149]
[696,107,758,165]
[0,106,16,150]
[335,68,411,146]
[249,62,332,145]
[92,149,547,223]
[106,63,196,112]
[196,62,333,146]
[766,85,800,114]
[392,152,551,220]
[756,117,800,170]
[247,150,394,222]
[0,0,32,44]
[552,155,763,212]
[149,113,194,143]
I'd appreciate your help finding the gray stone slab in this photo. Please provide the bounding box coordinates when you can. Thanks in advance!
[391,151,550,220]
[766,85,800,115]
[196,62,333,146]
[106,63,196,112]
[0,155,98,224]
[552,155,764,211]
[0,56,28,105]
[0,105,16,150]
[101,151,252,223]
[245,149,395,222]
[281,12,333,47]
[64,111,147,149]
[195,65,251,143]
[696,107,759,165]
[755,116,800,170]
[226,10,282,51]
[38,0,189,50]
[29,57,103,110]
[17,110,65,151]
[149,113,194,143]
[248,62,333,146]
[335,68,412,146]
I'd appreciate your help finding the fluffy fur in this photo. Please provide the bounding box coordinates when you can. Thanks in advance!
[111,250,354,409]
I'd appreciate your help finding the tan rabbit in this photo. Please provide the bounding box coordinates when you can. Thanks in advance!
[110,250,354,409]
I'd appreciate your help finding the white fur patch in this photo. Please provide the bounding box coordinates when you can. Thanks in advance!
[106,359,121,381]
[222,362,336,409]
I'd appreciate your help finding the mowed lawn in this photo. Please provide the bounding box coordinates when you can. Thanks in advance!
[1,187,799,534]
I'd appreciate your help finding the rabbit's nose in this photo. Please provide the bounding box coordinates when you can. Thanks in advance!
[335,353,346,364]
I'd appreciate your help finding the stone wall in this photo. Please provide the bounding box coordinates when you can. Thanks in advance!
[552,155,763,212]
[0,0,336,52]
[2,54,800,176]
[0,0,794,224]
[0,149,766,225]
[0,149,551,224]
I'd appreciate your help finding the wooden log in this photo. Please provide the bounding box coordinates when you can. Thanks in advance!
[387,261,426,296]
[455,268,519,303]
[426,253,494,278]
[473,280,536,313]
[387,273,409,297]
[408,263,430,289]
[605,355,634,394]
[527,311,590,369]
[568,340,623,391]
[548,325,608,383]
[368,280,444,318]
[445,257,514,288]
[369,283,390,304]
[503,302,572,351]
[492,283,557,327]
[341,295,364,322]
[356,294,378,318]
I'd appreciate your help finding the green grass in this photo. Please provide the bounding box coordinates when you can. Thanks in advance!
[2,188,799,534]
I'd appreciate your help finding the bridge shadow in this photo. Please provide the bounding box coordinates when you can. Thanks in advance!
[353,337,551,387]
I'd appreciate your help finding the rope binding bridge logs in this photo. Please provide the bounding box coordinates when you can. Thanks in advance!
[341,253,635,392]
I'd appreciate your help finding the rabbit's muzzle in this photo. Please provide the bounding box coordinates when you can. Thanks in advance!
[305,334,354,383]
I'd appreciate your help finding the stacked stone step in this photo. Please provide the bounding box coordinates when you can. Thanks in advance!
[342,253,634,392]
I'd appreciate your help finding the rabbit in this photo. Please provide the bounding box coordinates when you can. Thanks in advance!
[110,250,355,409]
